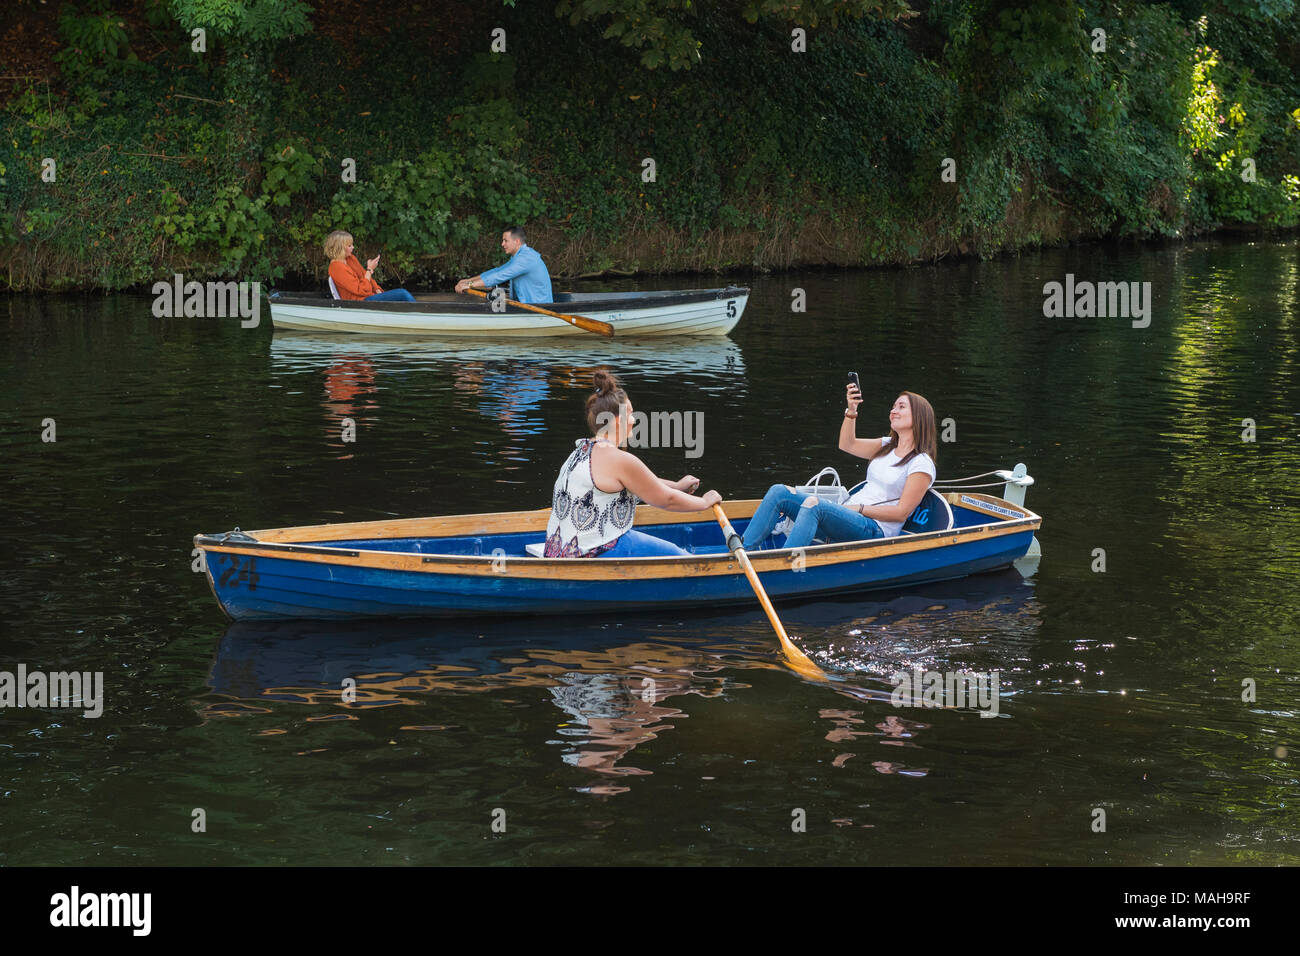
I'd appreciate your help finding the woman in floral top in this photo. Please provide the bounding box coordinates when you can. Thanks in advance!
[544,369,721,557]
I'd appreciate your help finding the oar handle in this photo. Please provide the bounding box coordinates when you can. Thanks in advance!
[713,504,743,554]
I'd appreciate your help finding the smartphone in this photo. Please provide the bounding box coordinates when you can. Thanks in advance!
[847,372,860,392]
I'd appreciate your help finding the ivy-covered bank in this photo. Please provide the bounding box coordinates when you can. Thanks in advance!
[2,0,1298,291]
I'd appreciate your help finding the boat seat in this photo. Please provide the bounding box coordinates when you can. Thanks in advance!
[328,276,340,300]
[901,489,953,534]
[839,483,953,536]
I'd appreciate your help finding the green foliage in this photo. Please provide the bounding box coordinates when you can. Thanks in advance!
[555,0,702,69]
[323,138,545,264]
[150,140,324,277]
[1045,3,1194,236]
[3,0,1299,290]
[1216,0,1295,22]
[739,0,916,26]
[1183,44,1224,155]
[552,0,916,69]
[165,0,313,42]
[154,182,273,272]
[1182,33,1300,228]
[261,140,321,207]
[54,0,138,77]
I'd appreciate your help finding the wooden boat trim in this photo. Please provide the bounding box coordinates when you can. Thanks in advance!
[230,500,759,543]
[222,493,1036,543]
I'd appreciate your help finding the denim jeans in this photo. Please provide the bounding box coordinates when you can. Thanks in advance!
[742,483,885,550]
[365,289,415,302]
[600,529,690,557]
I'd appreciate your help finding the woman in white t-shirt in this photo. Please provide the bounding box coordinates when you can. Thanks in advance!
[742,388,938,549]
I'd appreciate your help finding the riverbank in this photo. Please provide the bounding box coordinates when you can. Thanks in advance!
[3,0,1297,292]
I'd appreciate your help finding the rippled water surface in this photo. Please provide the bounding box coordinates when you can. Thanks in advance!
[2,238,1297,865]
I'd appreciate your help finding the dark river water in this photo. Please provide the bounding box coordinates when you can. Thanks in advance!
[2,238,1297,866]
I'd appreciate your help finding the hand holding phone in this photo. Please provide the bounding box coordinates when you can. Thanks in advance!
[846,372,862,414]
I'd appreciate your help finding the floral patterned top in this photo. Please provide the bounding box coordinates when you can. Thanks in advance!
[544,439,638,557]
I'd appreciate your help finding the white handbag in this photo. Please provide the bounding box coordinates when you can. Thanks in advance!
[775,467,850,535]
[794,466,850,503]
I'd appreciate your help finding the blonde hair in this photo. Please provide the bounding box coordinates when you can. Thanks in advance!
[323,230,352,261]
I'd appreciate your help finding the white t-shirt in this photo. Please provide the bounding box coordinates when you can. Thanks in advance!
[845,436,937,537]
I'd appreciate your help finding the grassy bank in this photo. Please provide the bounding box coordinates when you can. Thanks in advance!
[2,0,1298,292]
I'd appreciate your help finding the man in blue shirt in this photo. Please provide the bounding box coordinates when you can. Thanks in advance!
[455,226,553,304]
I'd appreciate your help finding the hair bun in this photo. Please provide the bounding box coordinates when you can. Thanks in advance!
[584,369,627,435]
[592,369,618,397]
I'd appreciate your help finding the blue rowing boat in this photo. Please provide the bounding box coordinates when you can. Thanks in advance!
[194,468,1041,621]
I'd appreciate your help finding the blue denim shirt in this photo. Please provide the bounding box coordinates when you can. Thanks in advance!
[480,244,553,304]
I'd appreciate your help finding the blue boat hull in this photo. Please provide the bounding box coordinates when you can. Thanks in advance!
[197,500,1040,621]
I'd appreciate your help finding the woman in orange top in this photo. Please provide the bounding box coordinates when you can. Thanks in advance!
[324,230,415,302]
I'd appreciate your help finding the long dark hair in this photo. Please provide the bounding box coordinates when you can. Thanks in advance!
[871,391,937,466]
[585,368,628,434]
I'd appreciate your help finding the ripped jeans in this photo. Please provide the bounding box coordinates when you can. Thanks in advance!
[742,484,885,550]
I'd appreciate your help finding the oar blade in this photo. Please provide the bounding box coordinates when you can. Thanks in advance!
[712,504,827,681]
[571,314,616,337]
[780,639,826,681]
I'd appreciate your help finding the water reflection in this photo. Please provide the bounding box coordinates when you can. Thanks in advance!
[813,570,1042,684]
[203,571,1041,792]
[205,614,756,794]
[269,332,747,383]
[322,356,378,458]
[547,669,719,795]
[802,571,1043,778]
[452,362,552,460]
[271,332,749,473]
[821,709,931,778]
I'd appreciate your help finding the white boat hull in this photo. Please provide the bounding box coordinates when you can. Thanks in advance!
[268,288,748,337]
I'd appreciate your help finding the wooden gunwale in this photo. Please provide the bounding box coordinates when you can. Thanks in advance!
[193,494,1041,582]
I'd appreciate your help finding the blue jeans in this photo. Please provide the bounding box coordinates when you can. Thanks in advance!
[600,529,690,557]
[365,289,415,302]
[742,484,885,550]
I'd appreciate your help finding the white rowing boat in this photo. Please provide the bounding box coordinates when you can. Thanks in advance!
[267,287,748,337]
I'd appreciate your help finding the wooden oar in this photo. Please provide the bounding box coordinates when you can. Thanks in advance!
[462,287,614,337]
[712,504,827,681]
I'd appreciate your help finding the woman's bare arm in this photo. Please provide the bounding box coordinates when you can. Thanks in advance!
[840,426,885,459]
[655,474,700,494]
[855,472,932,524]
[599,447,718,511]
[839,381,885,459]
